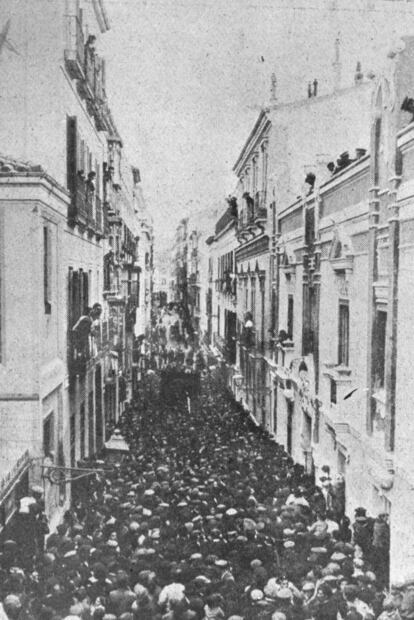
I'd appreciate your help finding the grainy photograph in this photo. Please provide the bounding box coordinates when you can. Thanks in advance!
[1,0,414,618]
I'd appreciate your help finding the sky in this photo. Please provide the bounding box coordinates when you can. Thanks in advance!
[99,0,414,252]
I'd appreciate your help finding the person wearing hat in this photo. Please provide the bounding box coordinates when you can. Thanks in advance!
[304,582,341,620]
[343,585,375,620]
[308,513,329,544]
[353,509,374,556]
[2,595,22,620]
[377,597,402,620]
[203,592,225,620]
[107,570,136,617]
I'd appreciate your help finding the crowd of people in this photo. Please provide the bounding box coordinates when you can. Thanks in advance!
[0,341,408,620]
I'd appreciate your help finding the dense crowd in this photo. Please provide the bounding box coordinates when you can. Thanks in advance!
[0,340,408,620]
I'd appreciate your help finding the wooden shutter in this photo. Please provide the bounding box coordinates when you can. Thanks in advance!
[66,116,78,192]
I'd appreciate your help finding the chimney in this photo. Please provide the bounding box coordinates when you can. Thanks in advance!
[354,61,363,85]
[332,35,342,91]
[313,78,318,97]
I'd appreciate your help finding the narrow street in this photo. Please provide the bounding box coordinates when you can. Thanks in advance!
[0,340,391,619]
[3,0,414,615]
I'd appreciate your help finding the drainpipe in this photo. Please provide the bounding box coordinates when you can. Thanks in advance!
[385,171,401,451]
[366,118,381,434]
[270,199,278,354]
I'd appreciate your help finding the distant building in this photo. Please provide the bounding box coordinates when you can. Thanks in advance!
[208,201,238,367]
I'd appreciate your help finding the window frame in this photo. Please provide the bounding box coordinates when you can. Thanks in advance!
[338,300,350,366]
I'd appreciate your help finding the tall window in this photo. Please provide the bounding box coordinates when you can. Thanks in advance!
[66,116,78,193]
[43,413,54,457]
[305,207,315,247]
[252,157,258,194]
[373,310,387,389]
[338,301,349,366]
[70,413,76,467]
[80,403,85,460]
[43,226,52,314]
[287,401,294,454]
[251,278,256,318]
[261,143,268,194]
[287,295,294,339]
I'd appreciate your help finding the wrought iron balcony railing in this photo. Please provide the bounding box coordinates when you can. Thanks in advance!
[64,15,85,80]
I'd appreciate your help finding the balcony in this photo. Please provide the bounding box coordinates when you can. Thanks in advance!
[237,191,267,239]
[68,331,91,377]
[95,195,104,236]
[68,176,88,226]
[86,193,95,232]
[254,190,267,221]
[215,206,237,236]
[213,333,226,355]
[68,176,103,235]
[76,45,110,132]
[64,14,85,80]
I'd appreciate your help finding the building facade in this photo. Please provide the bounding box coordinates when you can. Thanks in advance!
[0,0,152,532]
[209,201,239,367]
[273,37,414,584]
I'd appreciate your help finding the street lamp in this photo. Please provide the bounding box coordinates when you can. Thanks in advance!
[104,429,130,464]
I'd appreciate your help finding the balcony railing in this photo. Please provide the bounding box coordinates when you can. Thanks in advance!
[64,15,85,80]
[95,195,103,235]
[86,192,95,230]
[68,177,88,225]
[254,190,267,220]
[215,207,237,235]
[68,328,91,377]
[213,332,225,352]
[68,176,106,236]
[84,46,95,99]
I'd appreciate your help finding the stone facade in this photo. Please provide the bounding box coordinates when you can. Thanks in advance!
[0,0,152,532]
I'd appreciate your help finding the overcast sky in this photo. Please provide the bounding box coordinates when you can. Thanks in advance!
[99,0,414,250]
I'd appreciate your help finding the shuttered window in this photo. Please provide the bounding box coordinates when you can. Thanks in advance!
[338,301,349,366]
[66,116,78,193]
[43,226,52,314]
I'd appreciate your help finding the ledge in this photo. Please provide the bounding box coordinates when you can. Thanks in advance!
[323,363,352,381]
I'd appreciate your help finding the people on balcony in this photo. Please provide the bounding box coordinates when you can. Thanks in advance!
[72,303,102,360]
[86,171,96,196]
[75,169,86,199]
[241,312,255,348]
[242,192,254,223]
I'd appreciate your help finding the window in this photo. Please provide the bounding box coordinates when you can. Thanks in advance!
[373,310,387,389]
[305,207,315,247]
[70,413,76,467]
[261,143,268,193]
[287,295,294,339]
[287,401,294,454]
[330,378,337,404]
[80,402,85,460]
[251,279,256,318]
[43,413,54,457]
[338,301,349,366]
[88,390,94,456]
[252,157,258,193]
[43,226,52,314]
[66,116,78,192]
